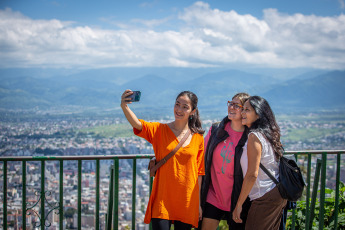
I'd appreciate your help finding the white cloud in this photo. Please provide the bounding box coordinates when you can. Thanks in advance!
[131,17,172,28]
[0,3,345,70]
[178,2,345,69]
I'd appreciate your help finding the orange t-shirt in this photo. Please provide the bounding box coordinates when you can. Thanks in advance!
[134,119,205,227]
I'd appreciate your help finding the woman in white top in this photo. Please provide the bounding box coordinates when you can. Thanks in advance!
[232,96,287,230]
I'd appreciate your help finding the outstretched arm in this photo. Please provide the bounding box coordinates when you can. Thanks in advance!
[121,89,142,131]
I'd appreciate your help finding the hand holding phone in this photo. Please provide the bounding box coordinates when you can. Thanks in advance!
[127,91,141,102]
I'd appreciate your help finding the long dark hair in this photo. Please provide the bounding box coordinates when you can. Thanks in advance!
[247,96,283,159]
[176,91,205,135]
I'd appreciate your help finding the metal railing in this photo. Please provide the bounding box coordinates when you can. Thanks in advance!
[0,150,344,230]
[285,150,344,230]
[0,154,153,230]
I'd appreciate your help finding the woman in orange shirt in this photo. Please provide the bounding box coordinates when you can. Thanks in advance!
[121,89,205,230]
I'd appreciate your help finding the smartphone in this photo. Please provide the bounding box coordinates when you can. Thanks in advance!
[127,91,141,102]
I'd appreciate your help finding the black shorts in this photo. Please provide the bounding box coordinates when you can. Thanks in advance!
[203,202,230,221]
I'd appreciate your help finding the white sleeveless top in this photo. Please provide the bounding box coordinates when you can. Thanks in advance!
[240,131,279,201]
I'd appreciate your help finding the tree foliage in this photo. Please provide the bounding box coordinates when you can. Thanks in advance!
[287,182,345,229]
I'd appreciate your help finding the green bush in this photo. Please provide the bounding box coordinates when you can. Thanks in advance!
[287,182,345,229]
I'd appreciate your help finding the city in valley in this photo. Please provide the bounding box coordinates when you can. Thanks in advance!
[1,110,344,229]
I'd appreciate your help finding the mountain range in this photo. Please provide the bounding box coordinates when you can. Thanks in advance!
[0,67,344,114]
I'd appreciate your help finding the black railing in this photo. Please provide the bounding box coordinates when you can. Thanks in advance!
[0,150,344,230]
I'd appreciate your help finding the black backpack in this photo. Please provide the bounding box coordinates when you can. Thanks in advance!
[260,155,306,201]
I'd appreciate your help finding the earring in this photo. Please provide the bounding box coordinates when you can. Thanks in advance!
[190,115,193,120]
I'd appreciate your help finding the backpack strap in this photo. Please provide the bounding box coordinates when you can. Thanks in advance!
[150,129,191,173]
[259,162,279,184]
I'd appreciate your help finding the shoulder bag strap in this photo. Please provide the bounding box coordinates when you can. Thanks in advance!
[151,129,191,173]
[259,162,279,184]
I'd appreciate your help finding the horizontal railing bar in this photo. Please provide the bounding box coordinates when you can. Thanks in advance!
[0,154,154,161]
[1,150,344,162]
[284,150,345,154]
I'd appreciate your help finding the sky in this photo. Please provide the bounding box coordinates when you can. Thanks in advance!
[1,0,345,70]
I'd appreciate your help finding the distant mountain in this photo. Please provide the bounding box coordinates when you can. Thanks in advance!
[262,70,345,110]
[0,67,220,83]
[119,69,279,109]
[185,70,280,108]
[291,70,329,81]
[0,68,344,113]
[0,76,58,109]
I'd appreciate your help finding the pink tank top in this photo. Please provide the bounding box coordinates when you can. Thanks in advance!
[204,122,243,211]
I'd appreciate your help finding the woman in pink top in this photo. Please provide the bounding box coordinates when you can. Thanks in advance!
[199,92,251,230]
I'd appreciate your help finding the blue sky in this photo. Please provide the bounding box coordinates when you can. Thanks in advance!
[1,0,345,70]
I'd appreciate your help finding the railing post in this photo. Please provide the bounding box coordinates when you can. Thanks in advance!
[22,160,26,230]
[289,154,297,230]
[3,161,7,230]
[333,153,340,229]
[305,153,312,229]
[78,160,82,230]
[318,153,327,230]
[59,159,64,230]
[309,159,322,229]
[149,175,153,230]
[291,206,296,230]
[96,159,100,230]
[290,154,298,230]
[106,165,114,230]
[41,160,45,230]
[113,158,119,230]
[132,158,137,230]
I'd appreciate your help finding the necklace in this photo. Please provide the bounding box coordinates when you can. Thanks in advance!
[170,122,189,137]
